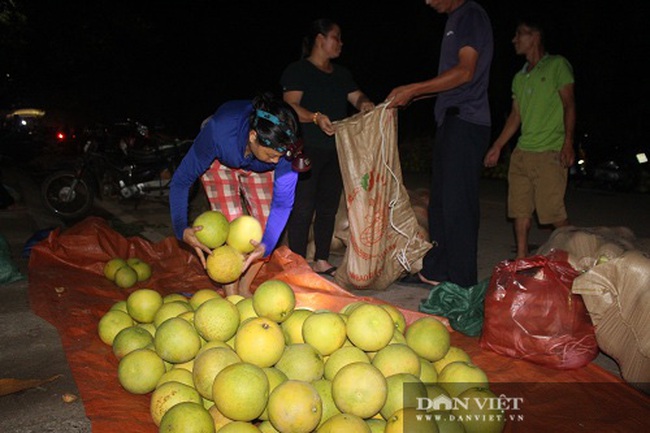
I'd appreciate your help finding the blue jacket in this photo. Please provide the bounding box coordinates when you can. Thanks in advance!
[169,100,297,256]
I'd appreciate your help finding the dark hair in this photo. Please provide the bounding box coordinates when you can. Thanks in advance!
[301,18,338,58]
[250,92,299,151]
[517,16,546,47]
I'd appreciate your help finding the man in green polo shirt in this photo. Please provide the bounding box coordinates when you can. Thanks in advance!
[484,17,576,258]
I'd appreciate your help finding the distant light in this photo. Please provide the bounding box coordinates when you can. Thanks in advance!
[636,152,648,164]
[57,132,65,141]
[21,119,27,126]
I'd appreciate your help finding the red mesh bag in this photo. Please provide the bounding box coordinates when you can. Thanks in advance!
[479,249,599,369]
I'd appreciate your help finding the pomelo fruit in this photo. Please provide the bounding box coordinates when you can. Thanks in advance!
[312,378,341,428]
[218,421,261,433]
[126,257,152,282]
[384,406,439,433]
[206,245,244,284]
[153,300,193,327]
[154,317,201,363]
[117,348,166,394]
[339,300,368,315]
[190,288,221,310]
[346,303,395,352]
[109,300,128,313]
[317,413,371,433]
[193,346,241,399]
[236,297,259,322]
[390,329,407,345]
[208,405,235,431]
[194,297,240,341]
[156,367,194,389]
[212,362,269,421]
[366,418,387,433]
[275,343,324,382]
[324,346,370,381]
[331,362,387,419]
[150,380,202,426]
[112,325,154,359]
[103,257,128,281]
[437,361,489,398]
[159,401,215,433]
[281,308,313,345]
[163,292,189,304]
[419,358,438,383]
[137,322,156,337]
[380,373,427,420]
[98,309,134,345]
[126,288,163,324]
[226,294,245,304]
[380,303,407,334]
[114,265,138,289]
[405,316,450,362]
[259,367,289,421]
[193,210,230,249]
[258,420,280,433]
[196,339,231,357]
[302,311,347,356]
[252,279,295,323]
[227,215,262,253]
[432,346,472,374]
[235,316,285,367]
[434,414,466,433]
[451,387,505,433]
[268,380,322,433]
[372,343,421,378]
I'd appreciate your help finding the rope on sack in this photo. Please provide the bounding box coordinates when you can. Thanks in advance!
[378,103,415,273]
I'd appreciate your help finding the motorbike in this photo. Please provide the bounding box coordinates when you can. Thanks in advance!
[40,120,198,220]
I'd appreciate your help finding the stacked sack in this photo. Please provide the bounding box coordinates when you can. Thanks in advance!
[537,226,650,392]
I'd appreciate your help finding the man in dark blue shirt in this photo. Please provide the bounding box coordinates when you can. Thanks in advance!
[386,0,493,287]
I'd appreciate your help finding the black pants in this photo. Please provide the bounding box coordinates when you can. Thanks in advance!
[421,115,490,287]
[287,146,343,261]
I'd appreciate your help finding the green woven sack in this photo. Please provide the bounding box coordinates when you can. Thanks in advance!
[418,278,489,337]
[0,234,25,284]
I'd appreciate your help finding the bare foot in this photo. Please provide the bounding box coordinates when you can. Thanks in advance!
[418,272,440,287]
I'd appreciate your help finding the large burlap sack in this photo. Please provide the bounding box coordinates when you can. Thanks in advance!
[572,250,650,390]
[332,104,432,290]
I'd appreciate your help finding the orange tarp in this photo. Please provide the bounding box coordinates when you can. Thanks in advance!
[28,217,650,432]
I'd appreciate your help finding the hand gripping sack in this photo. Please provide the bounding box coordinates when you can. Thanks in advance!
[479,250,599,369]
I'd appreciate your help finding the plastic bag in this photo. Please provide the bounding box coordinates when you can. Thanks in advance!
[479,249,598,369]
[419,278,488,337]
[0,234,25,284]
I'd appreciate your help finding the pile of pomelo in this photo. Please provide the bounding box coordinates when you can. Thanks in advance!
[103,256,152,289]
[192,210,263,284]
[98,280,505,433]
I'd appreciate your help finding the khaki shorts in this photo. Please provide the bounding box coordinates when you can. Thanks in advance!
[507,147,568,224]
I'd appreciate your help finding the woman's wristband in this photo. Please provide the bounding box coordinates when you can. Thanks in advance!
[312,112,321,124]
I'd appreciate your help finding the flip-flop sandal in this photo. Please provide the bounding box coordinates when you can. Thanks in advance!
[316,266,337,277]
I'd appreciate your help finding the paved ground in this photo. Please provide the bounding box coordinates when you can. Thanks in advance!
[1,161,649,431]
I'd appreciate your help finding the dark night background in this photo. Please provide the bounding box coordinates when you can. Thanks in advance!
[1,0,648,146]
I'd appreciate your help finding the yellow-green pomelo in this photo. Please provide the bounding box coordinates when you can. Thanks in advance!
[405,316,451,362]
[193,346,241,399]
[372,343,421,378]
[451,387,505,433]
[197,339,231,356]
[268,380,322,433]
[236,297,258,322]
[190,288,221,310]
[331,362,387,419]
[390,329,407,345]
[317,413,371,433]
[434,414,466,433]
[153,300,193,327]
[159,401,215,433]
[281,308,313,344]
[206,245,244,284]
[103,257,128,281]
[346,303,395,352]
[209,405,235,431]
[212,362,269,421]
[114,265,138,289]
[302,311,347,356]
[218,421,261,433]
[339,300,368,315]
[98,309,134,345]
[324,346,370,381]
[156,367,195,389]
[432,346,472,374]
[235,317,285,367]
[117,348,166,394]
[227,215,262,253]
[226,294,245,304]
[312,378,341,428]
[109,300,128,313]
[437,361,489,398]
[384,407,439,433]
[380,304,407,334]
[366,418,387,433]
[112,325,154,359]
[126,288,163,324]
[259,367,289,420]
[154,317,201,363]
[163,292,189,303]
[253,279,295,323]
[419,358,438,383]
[193,210,230,249]
[150,381,202,426]
[275,343,324,382]
[258,420,280,433]
[380,373,427,420]
[194,297,240,341]
[126,257,152,282]
[137,322,156,337]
